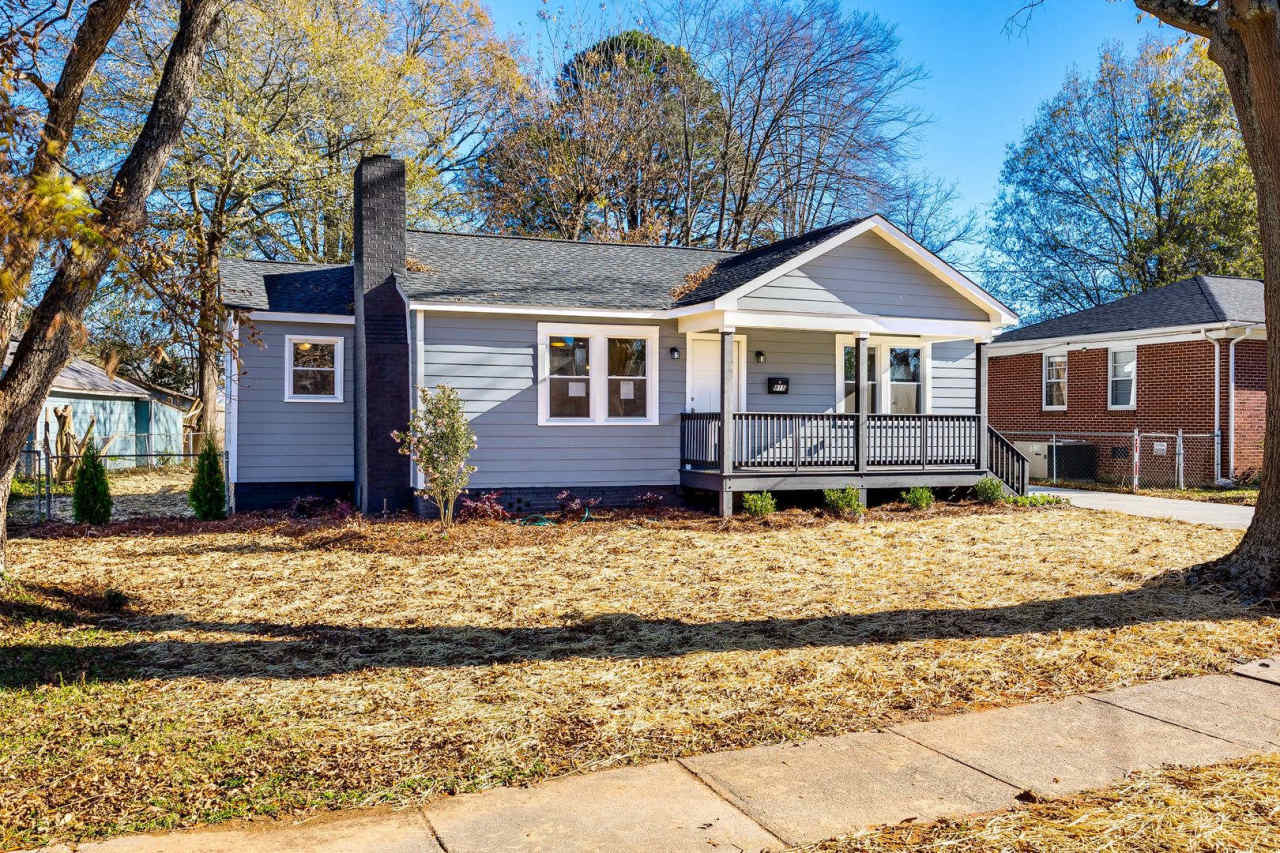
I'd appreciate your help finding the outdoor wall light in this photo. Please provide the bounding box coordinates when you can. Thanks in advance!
[755,350,766,364]
[669,346,681,360]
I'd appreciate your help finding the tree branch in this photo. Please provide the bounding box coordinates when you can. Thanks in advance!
[1133,0,1216,38]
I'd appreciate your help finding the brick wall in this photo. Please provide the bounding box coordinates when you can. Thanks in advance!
[1233,340,1266,479]
[988,340,1221,484]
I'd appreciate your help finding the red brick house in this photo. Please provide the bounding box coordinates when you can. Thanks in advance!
[986,276,1266,485]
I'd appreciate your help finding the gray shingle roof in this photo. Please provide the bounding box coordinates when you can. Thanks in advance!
[994,276,1265,344]
[673,218,863,306]
[4,342,150,398]
[401,230,733,310]
[219,257,354,314]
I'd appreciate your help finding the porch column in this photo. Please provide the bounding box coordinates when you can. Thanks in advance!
[718,328,736,517]
[855,334,868,473]
[975,340,988,471]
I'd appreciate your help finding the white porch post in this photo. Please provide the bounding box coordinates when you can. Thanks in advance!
[718,328,736,517]
[975,340,988,471]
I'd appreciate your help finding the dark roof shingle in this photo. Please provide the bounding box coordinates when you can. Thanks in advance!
[993,276,1264,344]
[219,257,354,314]
[400,231,733,310]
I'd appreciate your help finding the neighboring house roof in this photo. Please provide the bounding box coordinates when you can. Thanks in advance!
[400,230,733,310]
[993,276,1265,345]
[220,257,354,314]
[4,341,150,399]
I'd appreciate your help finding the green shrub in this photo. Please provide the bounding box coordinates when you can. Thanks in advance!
[1006,493,1066,507]
[72,443,112,524]
[901,485,934,510]
[823,487,865,519]
[742,491,776,517]
[188,440,227,520]
[973,476,1005,504]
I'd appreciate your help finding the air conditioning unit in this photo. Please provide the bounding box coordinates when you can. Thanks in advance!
[1014,439,1097,481]
[1014,441,1050,480]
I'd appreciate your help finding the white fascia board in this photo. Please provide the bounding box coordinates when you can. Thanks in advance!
[409,301,667,320]
[248,311,355,325]
[707,215,1017,325]
[985,322,1240,357]
[718,310,1001,339]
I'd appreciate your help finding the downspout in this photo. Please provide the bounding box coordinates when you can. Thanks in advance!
[1205,331,1221,482]
[1227,323,1266,479]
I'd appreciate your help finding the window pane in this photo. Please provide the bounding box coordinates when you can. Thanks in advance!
[292,368,335,396]
[549,377,590,417]
[1046,356,1067,381]
[889,348,920,382]
[868,382,879,413]
[1110,378,1133,407]
[549,336,590,376]
[608,378,647,417]
[608,338,646,376]
[1110,350,1135,379]
[843,346,856,380]
[293,341,334,369]
[1045,382,1066,408]
[890,382,920,414]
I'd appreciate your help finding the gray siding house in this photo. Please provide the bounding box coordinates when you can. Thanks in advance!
[220,156,1026,516]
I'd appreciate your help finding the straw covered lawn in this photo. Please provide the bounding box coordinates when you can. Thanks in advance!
[2,504,1277,848]
[814,753,1280,852]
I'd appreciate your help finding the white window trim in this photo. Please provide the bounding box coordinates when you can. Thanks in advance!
[1107,347,1137,411]
[284,334,344,403]
[834,336,931,414]
[1042,353,1068,411]
[537,322,660,426]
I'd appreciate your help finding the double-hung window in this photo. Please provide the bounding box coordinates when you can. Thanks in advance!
[888,347,922,414]
[1043,353,1067,410]
[538,323,659,425]
[1108,348,1136,409]
[284,335,343,402]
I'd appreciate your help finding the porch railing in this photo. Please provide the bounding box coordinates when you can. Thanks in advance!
[679,412,1029,495]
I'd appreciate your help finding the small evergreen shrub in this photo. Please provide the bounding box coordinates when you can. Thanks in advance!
[72,443,112,524]
[973,476,1005,504]
[822,487,865,519]
[742,491,776,517]
[394,385,477,528]
[901,486,934,510]
[458,490,512,521]
[188,440,227,520]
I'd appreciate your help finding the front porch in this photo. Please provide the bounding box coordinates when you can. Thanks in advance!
[678,329,1028,515]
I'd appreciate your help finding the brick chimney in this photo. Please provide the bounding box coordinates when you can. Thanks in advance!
[353,155,411,514]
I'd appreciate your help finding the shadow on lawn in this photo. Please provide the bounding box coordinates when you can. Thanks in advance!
[3,569,1269,689]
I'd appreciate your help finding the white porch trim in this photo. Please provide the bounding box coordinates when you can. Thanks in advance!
[248,311,354,325]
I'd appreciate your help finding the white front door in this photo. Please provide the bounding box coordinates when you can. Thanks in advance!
[688,336,742,412]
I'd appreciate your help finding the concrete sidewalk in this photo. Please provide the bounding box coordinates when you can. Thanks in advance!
[42,662,1280,853]
[1034,486,1255,530]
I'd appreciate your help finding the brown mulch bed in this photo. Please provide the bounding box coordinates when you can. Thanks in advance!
[2,503,1276,849]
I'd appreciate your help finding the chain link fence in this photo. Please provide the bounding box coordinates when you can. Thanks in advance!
[13,436,228,524]
[996,430,1221,491]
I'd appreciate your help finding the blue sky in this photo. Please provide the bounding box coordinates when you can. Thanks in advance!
[480,0,1173,227]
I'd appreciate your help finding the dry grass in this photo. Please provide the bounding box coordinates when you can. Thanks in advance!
[2,504,1277,849]
[7,466,194,526]
[810,753,1280,852]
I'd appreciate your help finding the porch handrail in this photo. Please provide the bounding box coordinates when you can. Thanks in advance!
[680,412,721,469]
[986,426,1030,495]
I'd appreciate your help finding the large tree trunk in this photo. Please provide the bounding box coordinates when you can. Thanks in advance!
[1208,6,1280,597]
[0,0,220,577]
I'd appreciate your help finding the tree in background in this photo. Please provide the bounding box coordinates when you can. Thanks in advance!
[472,30,722,244]
[986,41,1259,320]
[0,0,220,574]
[84,0,520,435]
[473,0,929,250]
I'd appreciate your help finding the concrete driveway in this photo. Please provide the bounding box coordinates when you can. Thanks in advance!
[1034,487,1254,530]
